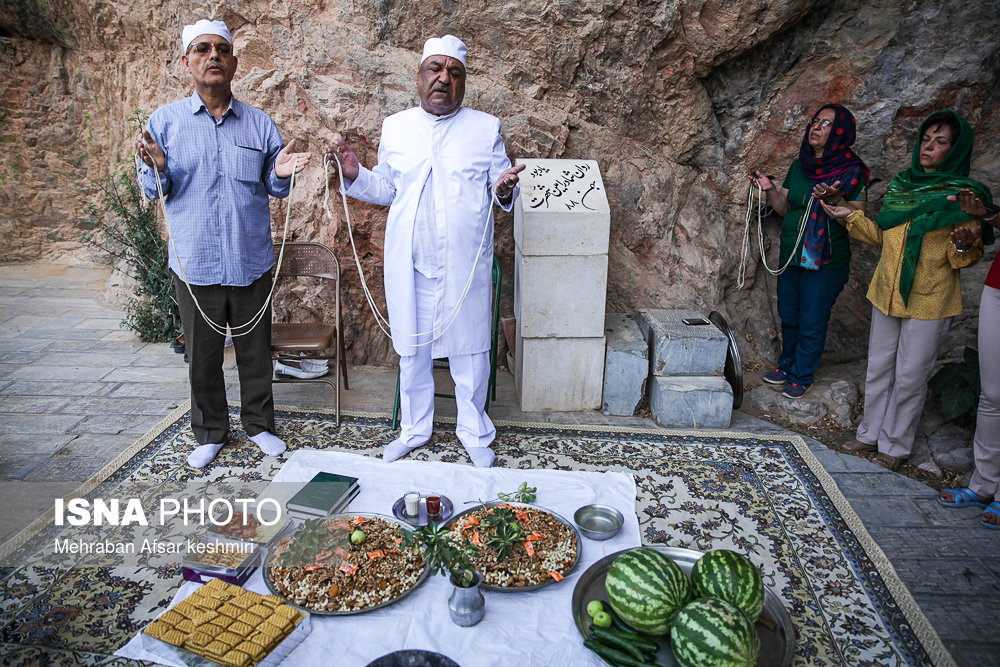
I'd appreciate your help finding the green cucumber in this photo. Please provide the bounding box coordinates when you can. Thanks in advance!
[591,626,659,656]
[583,639,658,667]
[602,603,633,632]
[588,625,647,661]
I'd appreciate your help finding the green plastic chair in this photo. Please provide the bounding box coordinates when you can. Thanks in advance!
[391,256,502,429]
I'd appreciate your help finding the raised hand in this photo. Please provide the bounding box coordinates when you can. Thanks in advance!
[950,224,981,252]
[947,189,989,218]
[274,139,312,179]
[819,199,853,223]
[749,170,774,192]
[136,129,166,171]
[813,180,843,204]
[495,163,526,198]
[325,134,360,183]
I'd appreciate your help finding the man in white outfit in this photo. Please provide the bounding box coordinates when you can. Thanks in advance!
[328,35,524,467]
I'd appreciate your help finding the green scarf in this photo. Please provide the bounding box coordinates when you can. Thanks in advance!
[878,110,994,305]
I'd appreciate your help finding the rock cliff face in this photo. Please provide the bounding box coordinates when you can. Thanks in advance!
[2,0,998,367]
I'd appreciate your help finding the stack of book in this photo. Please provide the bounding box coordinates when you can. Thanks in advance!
[286,472,360,521]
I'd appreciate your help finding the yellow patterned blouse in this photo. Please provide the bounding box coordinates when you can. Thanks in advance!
[844,209,982,320]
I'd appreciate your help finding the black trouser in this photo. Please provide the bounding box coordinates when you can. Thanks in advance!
[173,271,274,444]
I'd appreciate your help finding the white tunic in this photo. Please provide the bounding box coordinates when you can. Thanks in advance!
[345,106,517,358]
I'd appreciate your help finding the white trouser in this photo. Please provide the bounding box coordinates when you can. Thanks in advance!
[396,271,496,450]
[971,285,1000,498]
[856,306,951,458]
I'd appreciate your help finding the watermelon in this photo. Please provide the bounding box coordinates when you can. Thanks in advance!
[690,550,765,621]
[604,548,690,635]
[670,596,760,667]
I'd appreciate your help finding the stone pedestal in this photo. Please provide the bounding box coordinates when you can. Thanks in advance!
[637,308,733,428]
[603,313,648,416]
[513,159,610,411]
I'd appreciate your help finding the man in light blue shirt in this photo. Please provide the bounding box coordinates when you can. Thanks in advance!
[137,19,310,468]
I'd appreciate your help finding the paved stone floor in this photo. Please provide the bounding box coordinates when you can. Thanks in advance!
[0,262,997,665]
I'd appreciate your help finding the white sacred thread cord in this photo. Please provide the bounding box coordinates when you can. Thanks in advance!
[322,152,492,347]
[138,152,299,338]
[737,182,812,288]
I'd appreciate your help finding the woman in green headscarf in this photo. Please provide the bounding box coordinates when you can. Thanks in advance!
[822,110,993,470]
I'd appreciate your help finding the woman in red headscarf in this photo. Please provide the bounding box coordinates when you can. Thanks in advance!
[750,104,870,399]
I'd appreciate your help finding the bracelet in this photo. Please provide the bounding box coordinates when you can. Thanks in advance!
[955,245,971,253]
[985,213,998,223]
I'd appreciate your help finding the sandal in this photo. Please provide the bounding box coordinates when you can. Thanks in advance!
[839,438,876,454]
[937,487,992,508]
[873,453,906,471]
[981,502,1000,530]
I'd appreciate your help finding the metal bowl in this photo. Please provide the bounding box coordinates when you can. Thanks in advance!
[365,650,460,667]
[573,504,624,541]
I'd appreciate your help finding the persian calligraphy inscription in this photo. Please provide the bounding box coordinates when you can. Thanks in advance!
[525,161,605,212]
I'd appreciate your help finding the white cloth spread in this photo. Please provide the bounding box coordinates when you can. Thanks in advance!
[116,451,639,667]
[344,106,518,358]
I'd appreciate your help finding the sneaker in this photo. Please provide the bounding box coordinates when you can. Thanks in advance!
[762,369,787,385]
[781,382,811,399]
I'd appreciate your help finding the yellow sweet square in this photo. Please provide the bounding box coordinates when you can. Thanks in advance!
[163,629,186,647]
[217,630,241,646]
[205,639,230,656]
[174,619,195,635]
[238,611,263,626]
[272,604,299,620]
[261,594,284,607]
[245,642,269,661]
[221,648,253,667]
[219,602,242,618]
[262,619,288,636]
[190,610,219,626]
[184,631,213,648]
[199,596,222,610]
[159,609,184,626]
[228,620,253,636]
[203,577,228,592]
[142,620,169,640]
[172,600,198,619]
[248,603,270,617]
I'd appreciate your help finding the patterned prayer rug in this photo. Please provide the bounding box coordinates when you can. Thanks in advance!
[0,405,953,666]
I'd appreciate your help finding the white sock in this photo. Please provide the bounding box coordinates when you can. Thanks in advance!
[465,447,495,468]
[250,431,286,457]
[383,438,424,463]
[187,443,225,468]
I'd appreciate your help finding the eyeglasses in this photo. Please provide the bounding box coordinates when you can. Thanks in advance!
[187,41,232,56]
[809,119,833,129]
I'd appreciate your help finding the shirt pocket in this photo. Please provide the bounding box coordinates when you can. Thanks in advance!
[228,144,266,184]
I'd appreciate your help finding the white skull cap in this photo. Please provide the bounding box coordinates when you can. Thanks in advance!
[420,34,467,67]
[182,19,233,53]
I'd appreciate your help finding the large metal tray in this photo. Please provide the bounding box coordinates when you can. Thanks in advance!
[445,501,582,593]
[709,310,744,410]
[571,546,795,667]
[262,512,430,616]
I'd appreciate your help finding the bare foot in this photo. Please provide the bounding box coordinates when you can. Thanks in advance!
[982,506,1000,528]
[938,489,992,504]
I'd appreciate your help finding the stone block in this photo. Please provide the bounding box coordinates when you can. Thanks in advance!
[649,375,732,428]
[513,159,610,256]
[514,248,607,338]
[602,314,647,416]
[636,308,728,377]
[514,334,605,411]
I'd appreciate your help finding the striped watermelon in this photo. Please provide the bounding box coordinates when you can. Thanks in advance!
[670,596,760,667]
[604,548,690,635]
[690,550,765,621]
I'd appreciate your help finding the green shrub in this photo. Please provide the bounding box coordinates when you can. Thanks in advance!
[83,111,179,343]
[929,346,980,425]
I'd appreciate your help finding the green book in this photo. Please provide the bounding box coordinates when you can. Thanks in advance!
[286,472,359,516]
